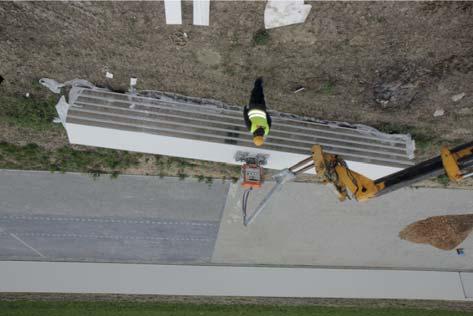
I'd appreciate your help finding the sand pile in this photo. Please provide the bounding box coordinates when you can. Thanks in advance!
[399,214,473,250]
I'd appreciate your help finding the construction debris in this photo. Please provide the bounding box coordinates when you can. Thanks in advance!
[170,31,189,46]
[451,92,466,102]
[39,78,95,94]
[433,109,445,117]
[399,214,473,250]
[264,0,312,29]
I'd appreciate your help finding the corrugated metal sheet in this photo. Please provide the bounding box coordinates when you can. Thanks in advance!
[66,88,414,170]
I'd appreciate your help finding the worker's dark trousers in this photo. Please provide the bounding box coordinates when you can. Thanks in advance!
[248,78,266,111]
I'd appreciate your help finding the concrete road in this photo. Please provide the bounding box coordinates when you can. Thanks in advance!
[212,181,473,271]
[0,170,229,263]
[1,261,470,300]
[2,169,473,271]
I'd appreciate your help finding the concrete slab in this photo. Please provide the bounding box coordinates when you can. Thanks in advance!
[212,182,473,270]
[460,272,473,298]
[0,261,466,300]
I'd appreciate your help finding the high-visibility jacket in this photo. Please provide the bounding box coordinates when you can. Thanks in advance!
[243,105,271,135]
[248,109,270,136]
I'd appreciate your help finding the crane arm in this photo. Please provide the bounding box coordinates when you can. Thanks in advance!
[312,141,473,202]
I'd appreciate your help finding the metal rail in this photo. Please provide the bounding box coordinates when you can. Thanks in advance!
[243,157,315,226]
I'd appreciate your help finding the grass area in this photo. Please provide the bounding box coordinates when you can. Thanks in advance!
[321,81,335,95]
[0,94,57,130]
[0,141,241,181]
[0,81,57,130]
[0,142,142,176]
[154,154,240,182]
[0,301,471,316]
[436,174,451,186]
[0,91,242,180]
[253,29,270,45]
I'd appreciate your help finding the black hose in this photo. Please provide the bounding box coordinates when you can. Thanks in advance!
[242,188,253,224]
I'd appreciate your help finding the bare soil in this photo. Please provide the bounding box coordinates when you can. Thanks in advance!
[0,2,472,159]
[0,1,472,186]
[399,214,473,250]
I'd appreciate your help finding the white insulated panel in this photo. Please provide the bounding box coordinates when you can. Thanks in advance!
[193,0,210,26]
[164,0,182,25]
[66,123,402,179]
[62,87,415,179]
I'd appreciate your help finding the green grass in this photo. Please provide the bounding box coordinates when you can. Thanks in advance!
[321,82,335,95]
[436,174,450,186]
[0,142,142,175]
[0,94,57,130]
[0,301,470,316]
[253,29,270,45]
[0,141,241,180]
[178,170,188,180]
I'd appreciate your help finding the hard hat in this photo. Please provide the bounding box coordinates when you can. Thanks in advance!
[253,136,264,147]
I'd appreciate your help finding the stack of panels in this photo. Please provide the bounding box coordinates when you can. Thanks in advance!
[66,88,414,169]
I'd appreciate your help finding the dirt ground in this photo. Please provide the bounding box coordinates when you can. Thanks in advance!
[400,214,473,250]
[0,1,472,159]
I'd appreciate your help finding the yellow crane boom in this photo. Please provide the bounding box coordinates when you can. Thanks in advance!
[241,141,473,225]
[312,141,473,202]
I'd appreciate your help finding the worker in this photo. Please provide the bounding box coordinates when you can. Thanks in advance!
[243,77,272,147]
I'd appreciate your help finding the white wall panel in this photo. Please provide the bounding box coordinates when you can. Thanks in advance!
[66,123,401,179]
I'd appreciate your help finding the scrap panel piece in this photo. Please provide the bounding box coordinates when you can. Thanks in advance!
[63,87,415,179]
[164,0,182,25]
[193,0,210,26]
[265,0,312,29]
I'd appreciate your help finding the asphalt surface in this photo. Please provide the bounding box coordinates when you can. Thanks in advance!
[0,170,229,263]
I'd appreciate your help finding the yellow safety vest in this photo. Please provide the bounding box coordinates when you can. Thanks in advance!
[248,109,270,136]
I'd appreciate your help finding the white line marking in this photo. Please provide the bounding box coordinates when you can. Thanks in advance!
[0,215,218,227]
[12,232,212,243]
[0,227,45,258]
